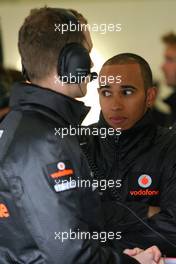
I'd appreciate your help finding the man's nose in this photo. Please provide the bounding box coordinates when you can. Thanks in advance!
[111,96,123,111]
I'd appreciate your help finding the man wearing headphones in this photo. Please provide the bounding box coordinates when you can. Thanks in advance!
[0,7,164,264]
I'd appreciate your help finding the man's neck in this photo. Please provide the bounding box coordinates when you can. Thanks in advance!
[30,75,77,99]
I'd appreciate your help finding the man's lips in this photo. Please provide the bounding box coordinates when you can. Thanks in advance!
[109,117,127,124]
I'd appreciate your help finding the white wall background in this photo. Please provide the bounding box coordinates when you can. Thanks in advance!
[0,0,175,124]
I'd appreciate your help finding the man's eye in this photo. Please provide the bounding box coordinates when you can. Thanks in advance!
[102,91,112,97]
[166,58,176,63]
[122,89,134,96]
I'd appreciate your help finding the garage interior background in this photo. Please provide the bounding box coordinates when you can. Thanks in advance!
[0,0,175,124]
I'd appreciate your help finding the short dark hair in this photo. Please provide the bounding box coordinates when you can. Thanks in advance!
[68,9,88,24]
[103,53,153,90]
[162,32,176,46]
[18,7,87,81]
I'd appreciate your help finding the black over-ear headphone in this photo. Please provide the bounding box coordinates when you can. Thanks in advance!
[22,8,97,84]
[57,9,97,84]
[58,42,97,84]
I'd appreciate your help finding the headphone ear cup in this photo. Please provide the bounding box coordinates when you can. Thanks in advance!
[58,43,91,84]
[58,44,72,83]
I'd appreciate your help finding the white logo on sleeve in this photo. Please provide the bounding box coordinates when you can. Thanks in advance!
[138,175,152,188]
[57,162,66,171]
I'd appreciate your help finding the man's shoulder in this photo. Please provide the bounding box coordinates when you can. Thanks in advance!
[88,122,98,128]
[1,108,54,137]
[0,109,58,163]
[153,125,176,163]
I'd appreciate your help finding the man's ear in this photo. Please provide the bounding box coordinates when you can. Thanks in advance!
[146,87,157,108]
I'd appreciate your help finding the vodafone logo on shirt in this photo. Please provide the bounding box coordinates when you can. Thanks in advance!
[129,174,159,197]
[138,175,152,188]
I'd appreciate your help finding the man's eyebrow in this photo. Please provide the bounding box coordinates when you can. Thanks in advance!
[120,85,137,90]
[99,84,111,89]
